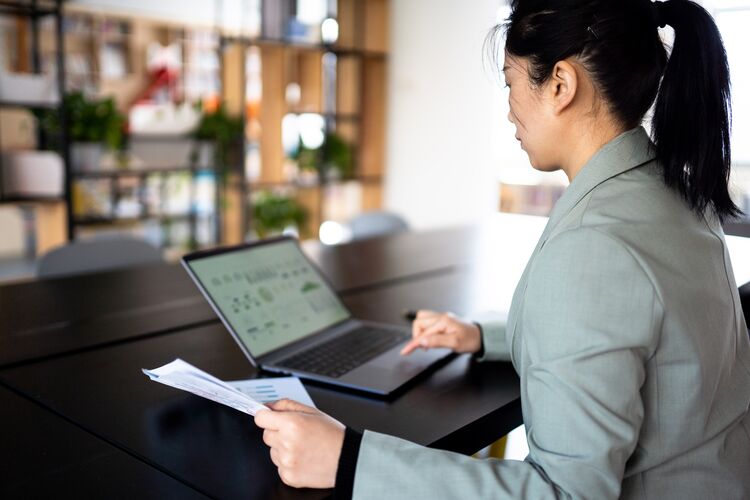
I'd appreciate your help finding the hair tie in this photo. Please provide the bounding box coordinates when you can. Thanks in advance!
[653,1,670,28]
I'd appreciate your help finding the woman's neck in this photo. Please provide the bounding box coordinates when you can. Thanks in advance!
[561,119,628,182]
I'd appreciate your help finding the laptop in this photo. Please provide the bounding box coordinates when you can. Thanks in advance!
[181,236,452,396]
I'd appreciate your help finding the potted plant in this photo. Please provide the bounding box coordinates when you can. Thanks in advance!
[36,91,126,172]
[320,131,354,180]
[252,191,308,239]
[191,104,244,173]
[292,131,354,183]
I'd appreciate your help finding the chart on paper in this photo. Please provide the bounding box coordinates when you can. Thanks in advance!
[230,377,316,407]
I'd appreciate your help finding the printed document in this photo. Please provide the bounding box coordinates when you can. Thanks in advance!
[142,359,317,415]
[142,358,269,416]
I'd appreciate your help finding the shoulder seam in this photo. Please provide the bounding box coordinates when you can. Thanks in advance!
[536,226,665,360]
[544,225,666,313]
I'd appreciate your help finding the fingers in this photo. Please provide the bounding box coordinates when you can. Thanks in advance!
[401,330,457,355]
[254,408,280,430]
[417,316,451,339]
[400,337,422,356]
[404,313,452,356]
[411,311,444,339]
[263,429,282,449]
[401,330,443,356]
[267,398,318,414]
[270,447,281,467]
[256,399,320,430]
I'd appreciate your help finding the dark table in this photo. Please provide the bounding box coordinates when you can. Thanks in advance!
[0,223,496,369]
[0,217,537,499]
[0,321,519,499]
[0,385,208,499]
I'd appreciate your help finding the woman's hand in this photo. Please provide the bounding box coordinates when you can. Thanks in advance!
[254,399,345,489]
[400,310,482,356]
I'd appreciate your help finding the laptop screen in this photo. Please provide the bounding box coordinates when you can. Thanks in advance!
[185,239,351,357]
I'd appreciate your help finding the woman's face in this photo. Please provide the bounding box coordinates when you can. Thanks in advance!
[503,54,560,172]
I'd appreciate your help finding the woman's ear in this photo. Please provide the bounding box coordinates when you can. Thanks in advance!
[547,60,578,115]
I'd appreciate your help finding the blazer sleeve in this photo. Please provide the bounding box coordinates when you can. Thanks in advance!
[350,228,662,499]
[475,319,512,362]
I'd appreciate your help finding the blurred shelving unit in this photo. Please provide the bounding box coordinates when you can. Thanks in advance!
[3,0,391,255]
[0,0,70,260]
[215,0,390,242]
[31,6,226,254]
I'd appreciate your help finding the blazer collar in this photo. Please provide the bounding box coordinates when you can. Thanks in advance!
[540,126,656,241]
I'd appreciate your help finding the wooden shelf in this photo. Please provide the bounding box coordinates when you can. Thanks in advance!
[74,212,195,226]
[282,111,361,121]
[219,35,388,59]
[0,195,63,204]
[72,166,214,179]
[0,100,59,109]
[246,175,383,190]
[0,1,59,18]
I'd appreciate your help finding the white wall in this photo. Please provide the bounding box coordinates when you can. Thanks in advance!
[384,0,506,230]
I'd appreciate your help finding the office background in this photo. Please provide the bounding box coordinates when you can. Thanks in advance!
[1,0,748,284]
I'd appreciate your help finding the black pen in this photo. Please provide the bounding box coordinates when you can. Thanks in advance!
[402,309,418,322]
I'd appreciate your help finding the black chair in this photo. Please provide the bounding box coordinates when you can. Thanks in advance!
[739,282,750,339]
[349,211,409,241]
[36,237,163,279]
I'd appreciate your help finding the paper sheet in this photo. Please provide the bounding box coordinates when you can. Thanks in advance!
[142,358,269,416]
[229,377,316,408]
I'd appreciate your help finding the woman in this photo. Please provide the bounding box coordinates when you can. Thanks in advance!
[255,0,750,498]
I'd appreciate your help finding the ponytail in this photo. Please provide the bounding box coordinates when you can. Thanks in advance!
[651,0,741,222]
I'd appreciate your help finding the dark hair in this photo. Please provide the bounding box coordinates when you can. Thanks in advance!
[489,0,741,222]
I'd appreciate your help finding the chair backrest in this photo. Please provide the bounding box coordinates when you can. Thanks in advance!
[349,211,409,241]
[36,237,163,279]
[739,282,750,340]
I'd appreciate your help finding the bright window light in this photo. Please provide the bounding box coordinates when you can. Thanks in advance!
[282,114,300,156]
[285,82,302,106]
[299,113,326,149]
[321,18,339,44]
[319,220,351,245]
[715,7,750,163]
[297,0,327,25]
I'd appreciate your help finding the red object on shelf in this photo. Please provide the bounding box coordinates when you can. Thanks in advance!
[132,67,180,106]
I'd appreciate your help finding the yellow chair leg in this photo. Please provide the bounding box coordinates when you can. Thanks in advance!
[473,435,508,459]
[488,435,507,458]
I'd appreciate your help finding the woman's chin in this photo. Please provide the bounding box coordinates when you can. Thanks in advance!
[529,160,559,173]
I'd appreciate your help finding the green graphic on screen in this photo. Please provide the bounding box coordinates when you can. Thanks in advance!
[188,241,351,357]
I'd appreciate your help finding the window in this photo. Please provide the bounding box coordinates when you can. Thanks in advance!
[713,3,750,165]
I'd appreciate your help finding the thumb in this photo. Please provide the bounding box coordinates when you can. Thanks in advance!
[267,398,318,414]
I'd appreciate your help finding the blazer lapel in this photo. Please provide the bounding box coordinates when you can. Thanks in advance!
[504,127,657,366]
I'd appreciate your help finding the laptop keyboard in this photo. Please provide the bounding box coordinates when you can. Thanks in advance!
[278,326,410,378]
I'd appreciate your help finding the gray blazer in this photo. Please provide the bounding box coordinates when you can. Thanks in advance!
[351,127,750,499]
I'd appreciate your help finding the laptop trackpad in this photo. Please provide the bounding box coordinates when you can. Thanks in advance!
[341,347,451,394]
[370,347,451,372]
